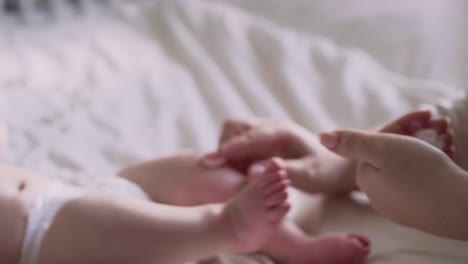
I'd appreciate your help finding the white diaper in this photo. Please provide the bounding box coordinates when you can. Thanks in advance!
[18,176,151,264]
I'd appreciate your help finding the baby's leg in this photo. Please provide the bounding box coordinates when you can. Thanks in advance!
[119,151,247,206]
[37,169,289,264]
[252,159,369,264]
[122,155,370,263]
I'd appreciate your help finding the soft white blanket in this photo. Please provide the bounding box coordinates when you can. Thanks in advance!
[221,0,468,90]
[0,1,467,263]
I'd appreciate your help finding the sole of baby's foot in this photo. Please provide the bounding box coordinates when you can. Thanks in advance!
[283,233,370,264]
[221,159,291,253]
[379,110,455,158]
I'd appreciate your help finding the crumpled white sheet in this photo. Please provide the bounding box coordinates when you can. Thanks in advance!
[220,0,468,90]
[0,0,467,263]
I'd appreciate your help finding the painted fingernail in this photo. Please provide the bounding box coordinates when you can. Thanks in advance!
[200,154,226,167]
[320,133,339,149]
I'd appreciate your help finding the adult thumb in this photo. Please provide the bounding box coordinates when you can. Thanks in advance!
[319,130,384,165]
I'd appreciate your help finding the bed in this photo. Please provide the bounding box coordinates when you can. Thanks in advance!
[1,0,467,263]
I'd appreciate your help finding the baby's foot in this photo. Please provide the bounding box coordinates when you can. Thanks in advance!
[283,233,370,264]
[379,110,455,158]
[221,158,291,253]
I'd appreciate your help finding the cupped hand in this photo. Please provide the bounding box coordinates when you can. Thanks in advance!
[320,129,468,240]
[201,118,357,193]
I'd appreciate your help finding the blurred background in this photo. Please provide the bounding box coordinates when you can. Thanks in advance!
[1,1,468,263]
[213,0,468,89]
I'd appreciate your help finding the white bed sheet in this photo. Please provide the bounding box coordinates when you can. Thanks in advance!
[217,0,468,90]
[0,0,467,263]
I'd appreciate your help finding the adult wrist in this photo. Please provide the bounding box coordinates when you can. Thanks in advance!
[450,168,468,240]
[430,165,468,241]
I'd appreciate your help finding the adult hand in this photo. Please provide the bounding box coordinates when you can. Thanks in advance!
[201,118,357,193]
[320,129,468,240]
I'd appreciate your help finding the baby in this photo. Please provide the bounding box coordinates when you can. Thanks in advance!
[0,127,289,263]
[0,109,452,264]
[0,128,367,264]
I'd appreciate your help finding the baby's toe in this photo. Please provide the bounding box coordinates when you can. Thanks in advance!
[264,177,290,196]
[268,202,290,223]
[268,157,286,171]
[391,110,431,134]
[345,234,371,263]
[265,190,288,208]
[444,145,456,159]
[252,157,285,173]
[248,158,287,182]
[443,131,454,146]
[429,117,450,134]
[347,233,370,248]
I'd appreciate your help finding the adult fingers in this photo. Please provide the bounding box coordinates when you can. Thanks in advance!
[355,161,381,193]
[201,128,285,167]
[219,118,257,144]
[319,130,396,166]
[221,129,284,158]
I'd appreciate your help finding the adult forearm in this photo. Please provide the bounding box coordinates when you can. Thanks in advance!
[416,166,468,241]
[445,168,468,241]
